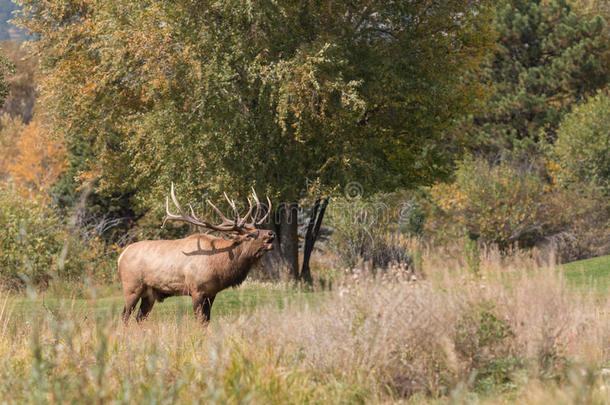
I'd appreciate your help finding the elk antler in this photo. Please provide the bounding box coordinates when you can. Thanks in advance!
[162,183,269,234]
[249,187,272,225]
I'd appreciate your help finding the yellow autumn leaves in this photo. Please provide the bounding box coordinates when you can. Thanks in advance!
[0,117,66,202]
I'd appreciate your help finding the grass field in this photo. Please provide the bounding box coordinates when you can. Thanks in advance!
[5,254,607,323]
[4,254,606,325]
[562,255,610,294]
[4,281,322,325]
[0,254,608,404]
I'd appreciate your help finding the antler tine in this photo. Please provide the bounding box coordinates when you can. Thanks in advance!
[207,199,231,223]
[170,182,187,216]
[223,192,240,225]
[187,204,204,231]
[162,196,173,228]
[163,183,187,228]
[257,196,272,225]
[250,187,261,224]
[238,197,254,227]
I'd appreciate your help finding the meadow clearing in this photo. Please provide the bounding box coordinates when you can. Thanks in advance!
[1,251,607,404]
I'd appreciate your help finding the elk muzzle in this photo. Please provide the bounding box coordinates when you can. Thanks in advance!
[264,231,275,250]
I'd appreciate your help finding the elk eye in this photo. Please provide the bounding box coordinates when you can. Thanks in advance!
[246,232,257,239]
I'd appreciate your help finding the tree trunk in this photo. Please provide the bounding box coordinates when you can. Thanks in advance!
[300,198,328,283]
[275,202,299,278]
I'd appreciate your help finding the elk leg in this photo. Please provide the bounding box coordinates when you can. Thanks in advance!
[201,295,215,323]
[122,292,141,324]
[136,294,155,322]
[192,294,215,324]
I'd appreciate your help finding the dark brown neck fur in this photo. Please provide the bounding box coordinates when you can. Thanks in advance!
[187,234,259,289]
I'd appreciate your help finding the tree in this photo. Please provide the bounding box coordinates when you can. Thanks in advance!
[18,0,494,277]
[301,197,328,283]
[0,40,38,122]
[0,114,22,179]
[8,120,67,199]
[553,89,610,195]
[463,0,608,158]
[0,40,10,107]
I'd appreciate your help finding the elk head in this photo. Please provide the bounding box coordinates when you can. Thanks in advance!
[162,183,275,256]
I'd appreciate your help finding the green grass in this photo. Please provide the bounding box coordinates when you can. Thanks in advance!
[4,282,323,323]
[0,259,607,403]
[5,254,607,323]
[5,255,607,324]
[562,255,609,295]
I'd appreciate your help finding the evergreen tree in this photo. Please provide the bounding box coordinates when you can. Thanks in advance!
[465,0,608,158]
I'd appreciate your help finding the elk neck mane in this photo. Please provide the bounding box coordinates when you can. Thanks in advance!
[184,233,260,288]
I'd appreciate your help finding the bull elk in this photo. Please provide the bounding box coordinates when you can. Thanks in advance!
[118,184,274,324]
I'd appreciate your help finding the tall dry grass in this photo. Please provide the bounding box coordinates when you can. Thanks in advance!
[0,248,608,403]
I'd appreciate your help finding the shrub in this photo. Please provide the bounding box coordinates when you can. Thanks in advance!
[0,40,38,122]
[327,194,413,270]
[553,90,610,196]
[55,224,119,288]
[541,181,610,261]
[0,114,24,179]
[0,183,63,288]
[0,183,118,290]
[428,157,609,259]
[398,196,426,237]
[429,158,555,249]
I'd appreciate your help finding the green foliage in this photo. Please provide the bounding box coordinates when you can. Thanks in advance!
[456,308,514,364]
[477,311,514,349]
[456,307,520,393]
[17,0,495,216]
[0,42,11,108]
[475,356,522,394]
[553,89,610,195]
[0,182,118,289]
[0,113,22,177]
[465,236,481,275]
[398,197,426,237]
[431,158,555,248]
[0,183,62,287]
[428,156,609,259]
[464,0,608,157]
